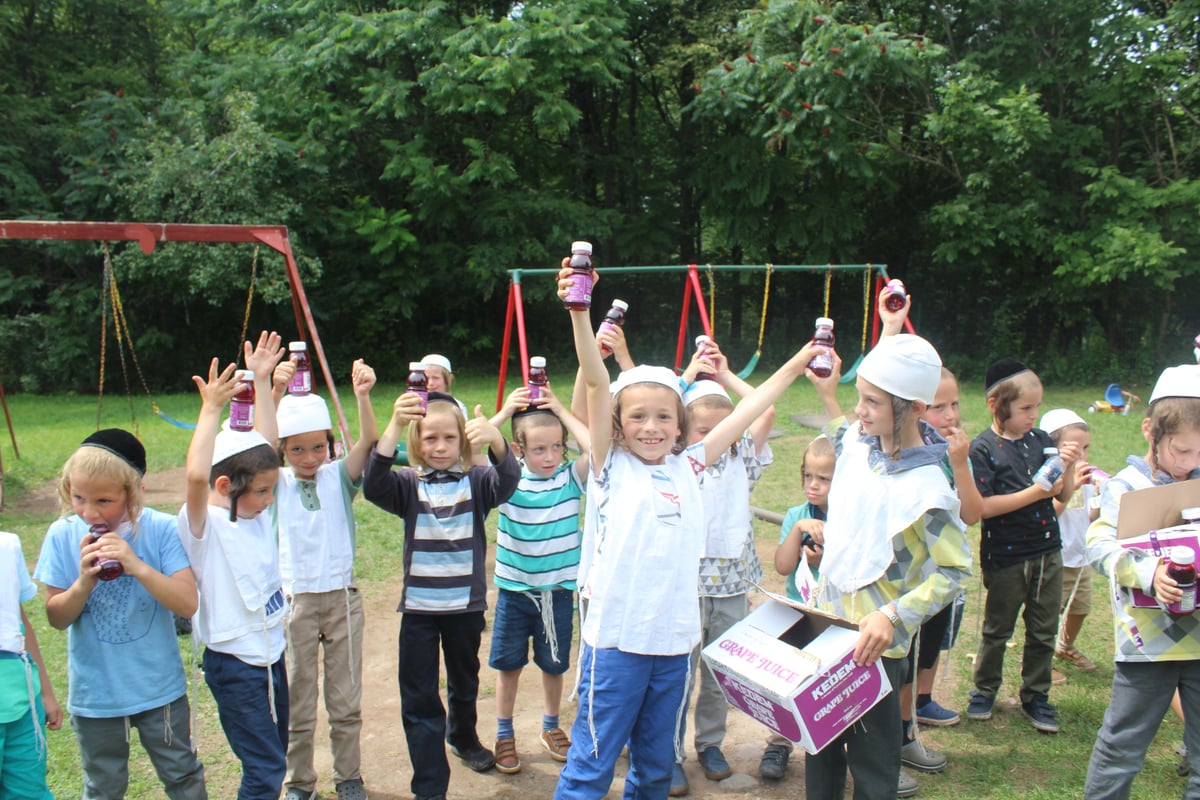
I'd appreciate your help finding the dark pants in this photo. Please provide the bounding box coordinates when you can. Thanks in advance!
[806,657,905,800]
[399,611,486,797]
[203,648,289,800]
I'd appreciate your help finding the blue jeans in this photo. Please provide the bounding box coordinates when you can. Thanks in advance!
[489,588,575,674]
[73,694,206,799]
[805,657,905,800]
[203,648,288,800]
[554,645,689,800]
[1085,659,1200,799]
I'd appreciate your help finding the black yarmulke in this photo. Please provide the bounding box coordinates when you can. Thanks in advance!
[984,358,1030,394]
[81,428,147,475]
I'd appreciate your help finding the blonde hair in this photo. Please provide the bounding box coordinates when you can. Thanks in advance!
[613,384,690,455]
[803,434,836,469]
[58,447,143,536]
[512,412,568,464]
[1147,397,1200,479]
[407,398,472,469]
[987,370,1042,430]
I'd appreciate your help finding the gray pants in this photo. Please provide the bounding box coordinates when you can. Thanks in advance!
[676,593,747,761]
[973,552,1062,704]
[73,693,207,800]
[1085,660,1200,799]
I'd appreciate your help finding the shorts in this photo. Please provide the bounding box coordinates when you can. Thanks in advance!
[488,588,574,675]
[1060,565,1093,616]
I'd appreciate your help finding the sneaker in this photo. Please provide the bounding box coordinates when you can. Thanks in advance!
[915,699,960,727]
[759,743,791,779]
[494,737,521,774]
[669,763,689,796]
[1052,667,1069,685]
[285,790,318,800]
[449,741,496,772]
[1021,694,1060,734]
[966,691,994,721]
[697,746,732,781]
[335,779,368,800]
[540,727,571,762]
[897,767,919,798]
[901,738,947,773]
[1056,642,1098,671]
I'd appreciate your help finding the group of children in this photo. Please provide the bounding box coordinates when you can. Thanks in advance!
[3,273,1199,800]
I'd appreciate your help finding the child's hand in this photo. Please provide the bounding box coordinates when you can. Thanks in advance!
[597,324,629,361]
[466,405,504,453]
[1155,559,1184,606]
[351,359,376,397]
[244,330,285,381]
[854,608,897,667]
[505,386,534,412]
[43,692,63,731]
[192,358,239,411]
[94,533,149,581]
[557,258,599,301]
[76,532,104,587]
[1058,440,1082,467]
[1072,458,1091,485]
[804,347,842,388]
[944,426,970,466]
[537,385,566,416]
[681,350,717,385]
[879,285,911,332]
[273,360,296,394]
[392,392,425,424]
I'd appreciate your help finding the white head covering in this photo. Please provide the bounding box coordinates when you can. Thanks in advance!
[277,393,332,438]
[1150,364,1200,405]
[857,334,942,404]
[683,379,730,407]
[610,365,685,400]
[421,354,452,373]
[1040,408,1088,435]
[213,429,272,465]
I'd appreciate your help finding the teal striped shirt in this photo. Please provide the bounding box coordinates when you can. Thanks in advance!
[495,462,584,591]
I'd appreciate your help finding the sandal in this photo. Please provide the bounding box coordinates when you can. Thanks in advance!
[1055,642,1098,671]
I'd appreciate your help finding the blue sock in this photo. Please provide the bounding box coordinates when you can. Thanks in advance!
[543,713,559,731]
[498,717,514,740]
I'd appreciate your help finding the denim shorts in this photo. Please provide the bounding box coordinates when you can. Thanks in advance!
[488,587,574,674]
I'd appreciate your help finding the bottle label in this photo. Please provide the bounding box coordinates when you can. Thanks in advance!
[230,400,255,431]
[289,369,312,396]
[1034,461,1063,491]
[1169,582,1197,615]
[564,270,593,308]
[411,389,428,412]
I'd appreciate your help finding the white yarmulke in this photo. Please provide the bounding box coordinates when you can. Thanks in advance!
[610,365,685,400]
[1040,408,1088,435]
[421,354,452,374]
[683,379,731,407]
[857,334,942,404]
[277,393,332,438]
[212,429,271,466]
[1150,364,1200,405]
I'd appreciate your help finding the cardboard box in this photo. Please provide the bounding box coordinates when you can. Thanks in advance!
[701,592,892,754]
[1116,482,1200,609]
[1120,522,1200,609]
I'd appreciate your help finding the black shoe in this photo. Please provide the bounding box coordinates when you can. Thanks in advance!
[449,742,496,772]
[759,744,791,779]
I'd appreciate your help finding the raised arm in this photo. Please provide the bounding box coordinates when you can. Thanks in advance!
[561,263,612,476]
[185,359,239,537]
[245,330,284,444]
[711,344,775,454]
[345,359,379,481]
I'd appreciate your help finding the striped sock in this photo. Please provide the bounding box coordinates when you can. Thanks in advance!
[543,713,559,731]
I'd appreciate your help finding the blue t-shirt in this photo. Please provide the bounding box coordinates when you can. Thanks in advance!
[779,502,826,602]
[35,509,191,717]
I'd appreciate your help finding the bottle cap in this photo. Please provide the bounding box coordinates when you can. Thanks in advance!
[89,522,110,534]
[695,334,712,347]
[1172,546,1196,566]
[612,299,629,311]
[571,241,593,254]
[1042,447,1059,456]
[815,317,834,328]
[886,278,906,293]
[289,341,307,351]
[530,356,547,368]
[409,362,425,371]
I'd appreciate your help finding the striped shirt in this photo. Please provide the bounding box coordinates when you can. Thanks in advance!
[363,448,520,614]
[495,462,584,591]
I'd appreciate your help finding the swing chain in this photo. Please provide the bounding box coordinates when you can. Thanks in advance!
[753,262,772,354]
[822,266,833,318]
[235,246,259,366]
[861,266,871,352]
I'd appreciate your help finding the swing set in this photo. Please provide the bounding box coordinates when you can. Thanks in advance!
[495,262,908,410]
[0,220,351,452]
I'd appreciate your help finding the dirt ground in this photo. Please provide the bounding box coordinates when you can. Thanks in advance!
[19,468,963,799]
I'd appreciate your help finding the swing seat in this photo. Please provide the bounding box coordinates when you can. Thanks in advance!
[839,353,865,384]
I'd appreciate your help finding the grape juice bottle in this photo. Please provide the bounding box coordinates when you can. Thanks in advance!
[1167,546,1198,615]
[89,523,124,581]
[808,318,835,378]
[229,370,256,431]
[693,336,716,381]
[884,279,907,312]
[407,362,429,414]
[597,299,629,355]
[564,241,594,311]
[288,341,312,396]
[528,356,548,404]
[1032,449,1064,491]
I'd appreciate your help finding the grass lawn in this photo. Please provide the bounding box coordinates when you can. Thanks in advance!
[0,371,1183,798]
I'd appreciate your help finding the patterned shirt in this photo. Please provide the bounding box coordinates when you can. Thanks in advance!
[495,461,584,592]
[696,433,772,597]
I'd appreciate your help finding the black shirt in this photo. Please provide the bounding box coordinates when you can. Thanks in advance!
[969,427,1061,571]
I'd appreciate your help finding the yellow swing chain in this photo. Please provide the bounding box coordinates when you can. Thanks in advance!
[235,246,259,365]
[822,266,833,318]
[705,263,716,330]
[753,263,772,354]
[861,266,871,352]
[103,245,142,438]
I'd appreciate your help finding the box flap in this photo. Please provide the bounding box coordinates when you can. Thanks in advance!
[752,584,860,630]
[1117,479,1200,539]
